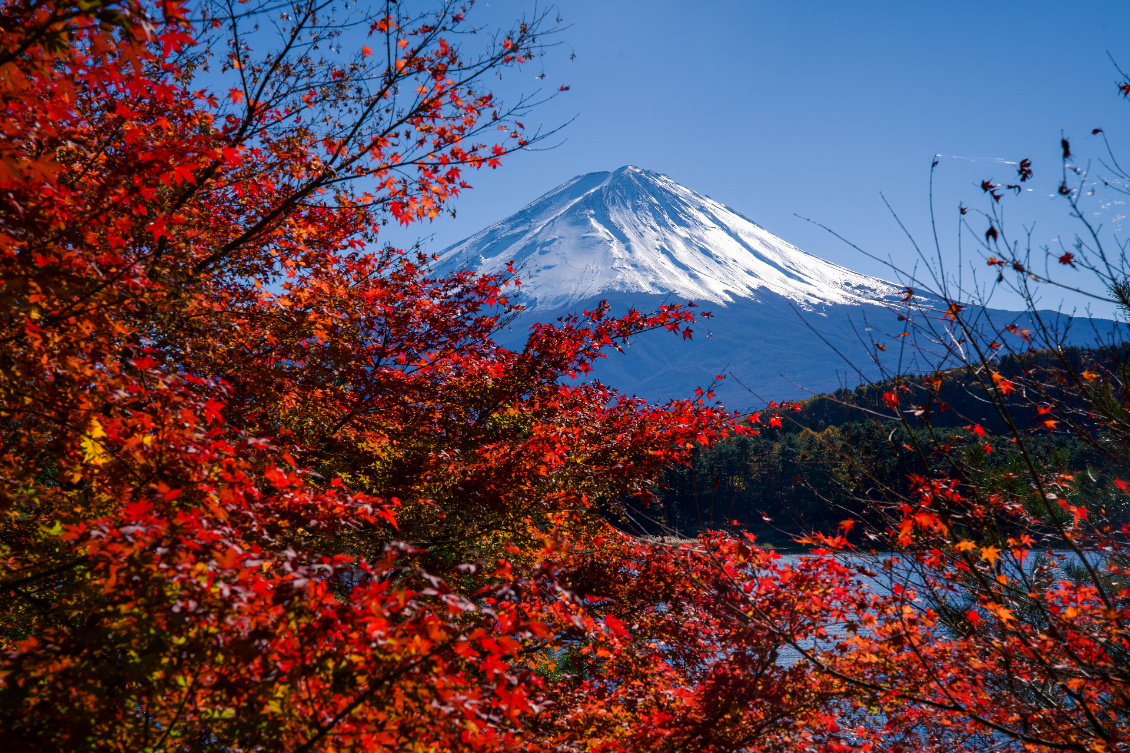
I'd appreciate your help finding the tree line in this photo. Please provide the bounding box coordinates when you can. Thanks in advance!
[653,346,1128,545]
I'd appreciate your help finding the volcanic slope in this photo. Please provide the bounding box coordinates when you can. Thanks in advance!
[438,166,1028,407]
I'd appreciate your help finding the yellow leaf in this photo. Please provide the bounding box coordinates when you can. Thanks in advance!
[88,418,106,439]
[980,545,1001,564]
[80,419,109,465]
[954,540,976,553]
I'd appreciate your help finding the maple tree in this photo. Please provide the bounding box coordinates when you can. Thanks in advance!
[695,85,1130,751]
[0,1,877,751]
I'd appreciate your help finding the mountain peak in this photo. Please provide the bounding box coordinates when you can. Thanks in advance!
[438,168,902,310]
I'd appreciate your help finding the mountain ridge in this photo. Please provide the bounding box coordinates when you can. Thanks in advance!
[435,167,1108,408]
[438,166,907,311]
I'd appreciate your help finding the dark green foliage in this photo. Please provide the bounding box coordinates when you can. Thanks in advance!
[650,346,1127,545]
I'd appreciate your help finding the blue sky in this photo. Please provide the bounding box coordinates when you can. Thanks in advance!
[390,0,1130,314]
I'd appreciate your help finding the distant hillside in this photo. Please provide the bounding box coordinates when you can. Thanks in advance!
[639,346,1129,546]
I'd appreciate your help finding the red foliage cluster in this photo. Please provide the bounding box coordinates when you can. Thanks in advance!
[2,2,1127,752]
[0,2,856,750]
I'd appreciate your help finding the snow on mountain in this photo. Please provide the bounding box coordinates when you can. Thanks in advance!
[438,165,905,311]
[435,166,1103,407]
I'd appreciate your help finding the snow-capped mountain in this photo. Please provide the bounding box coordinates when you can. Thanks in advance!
[437,166,1095,408]
[439,166,905,311]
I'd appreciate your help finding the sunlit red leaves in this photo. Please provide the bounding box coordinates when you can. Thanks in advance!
[990,370,1013,395]
[0,1,587,748]
[0,2,802,749]
[1004,323,1031,343]
[10,3,1130,752]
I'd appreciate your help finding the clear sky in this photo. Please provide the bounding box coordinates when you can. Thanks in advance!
[389,0,1130,315]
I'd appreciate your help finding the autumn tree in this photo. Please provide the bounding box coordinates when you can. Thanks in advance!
[0,1,873,751]
[695,73,1130,752]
